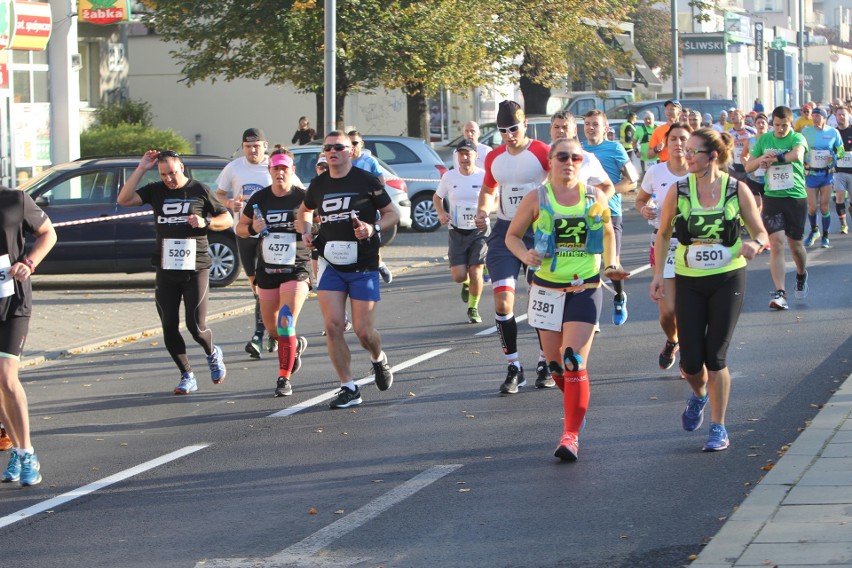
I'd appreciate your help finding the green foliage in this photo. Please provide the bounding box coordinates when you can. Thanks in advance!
[632,0,674,79]
[688,0,716,23]
[80,124,192,157]
[93,99,154,128]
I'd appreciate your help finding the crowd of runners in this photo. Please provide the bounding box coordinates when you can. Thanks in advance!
[0,97,849,486]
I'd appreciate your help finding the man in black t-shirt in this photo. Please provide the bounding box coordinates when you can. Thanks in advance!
[299,131,399,409]
[0,188,56,486]
[118,150,233,395]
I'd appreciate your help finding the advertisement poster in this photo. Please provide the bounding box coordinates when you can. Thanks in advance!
[13,103,51,167]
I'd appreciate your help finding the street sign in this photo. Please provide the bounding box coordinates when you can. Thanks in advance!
[771,37,786,50]
[754,22,764,62]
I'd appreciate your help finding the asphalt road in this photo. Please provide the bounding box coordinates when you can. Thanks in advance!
[2,212,851,568]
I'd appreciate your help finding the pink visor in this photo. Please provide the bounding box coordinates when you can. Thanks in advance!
[269,153,293,168]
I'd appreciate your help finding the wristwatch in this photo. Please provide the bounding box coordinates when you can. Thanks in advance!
[754,238,765,248]
[24,257,35,272]
[776,151,787,163]
[373,223,381,235]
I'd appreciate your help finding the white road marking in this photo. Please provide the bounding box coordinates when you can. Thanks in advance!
[0,444,208,530]
[268,348,451,418]
[197,464,463,568]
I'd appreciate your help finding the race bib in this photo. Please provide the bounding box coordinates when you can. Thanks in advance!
[500,183,537,218]
[766,164,794,191]
[810,150,831,169]
[733,145,744,164]
[453,205,477,230]
[838,153,852,168]
[324,240,358,265]
[685,243,732,270]
[161,239,196,270]
[527,284,565,332]
[0,255,14,298]
[664,239,677,279]
[261,233,296,266]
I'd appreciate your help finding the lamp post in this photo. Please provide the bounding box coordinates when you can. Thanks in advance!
[671,0,679,100]
[324,0,336,135]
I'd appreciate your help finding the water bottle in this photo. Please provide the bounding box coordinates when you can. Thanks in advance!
[585,202,606,254]
[252,204,269,237]
[529,231,550,272]
[646,194,658,227]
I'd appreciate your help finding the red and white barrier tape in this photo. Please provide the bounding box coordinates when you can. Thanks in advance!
[52,210,153,228]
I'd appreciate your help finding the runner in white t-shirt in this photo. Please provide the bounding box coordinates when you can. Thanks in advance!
[635,123,691,375]
[453,121,492,170]
[435,140,488,324]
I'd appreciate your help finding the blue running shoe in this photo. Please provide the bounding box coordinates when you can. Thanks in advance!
[174,372,197,395]
[804,228,820,247]
[207,345,226,384]
[682,393,708,432]
[19,452,41,486]
[2,448,21,482]
[613,293,628,326]
[703,423,730,451]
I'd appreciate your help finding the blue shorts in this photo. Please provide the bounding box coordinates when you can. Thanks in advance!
[532,276,602,325]
[316,258,381,302]
[806,171,834,188]
[485,218,532,283]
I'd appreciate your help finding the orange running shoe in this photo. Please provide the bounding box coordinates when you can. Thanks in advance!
[0,428,12,451]
[554,433,579,462]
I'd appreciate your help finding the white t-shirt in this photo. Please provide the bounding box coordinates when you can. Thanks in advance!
[579,151,608,187]
[484,140,550,221]
[216,156,272,201]
[436,167,486,230]
[452,143,492,170]
[640,161,689,229]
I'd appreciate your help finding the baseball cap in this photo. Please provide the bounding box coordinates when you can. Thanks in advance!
[496,100,525,127]
[664,99,682,108]
[812,107,827,117]
[316,156,328,166]
[268,153,293,168]
[455,139,477,153]
[802,104,812,111]
[242,128,266,143]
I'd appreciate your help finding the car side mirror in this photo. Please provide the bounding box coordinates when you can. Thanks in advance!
[35,195,49,207]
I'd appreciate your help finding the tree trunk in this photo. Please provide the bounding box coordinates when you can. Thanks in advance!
[406,90,427,139]
[519,73,551,116]
[315,91,324,138]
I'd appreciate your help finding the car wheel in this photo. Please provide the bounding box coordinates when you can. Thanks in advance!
[411,192,440,232]
[208,233,241,287]
[380,223,398,247]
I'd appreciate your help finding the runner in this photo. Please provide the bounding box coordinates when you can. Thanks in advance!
[582,110,638,326]
[505,137,629,460]
[648,100,683,163]
[801,107,845,248]
[118,150,232,394]
[454,121,492,170]
[298,131,399,409]
[686,109,701,132]
[742,113,771,212]
[834,105,852,234]
[216,128,275,360]
[635,123,691,372]
[651,128,768,452]
[236,149,310,398]
[474,100,550,395]
[745,106,809,311]
[634,111,658,175]
[728,109,757,183]
[794,105,813,133]
[433,140,487,324]
[619,113,637,163]
[0,186,56,486]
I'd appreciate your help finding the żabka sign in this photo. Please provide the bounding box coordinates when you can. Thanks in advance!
[78,0,131,25]
[9,1,51,51]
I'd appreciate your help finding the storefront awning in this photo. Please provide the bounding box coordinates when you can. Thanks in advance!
[614,34,663,92]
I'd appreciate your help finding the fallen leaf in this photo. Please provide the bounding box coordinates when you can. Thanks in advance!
[466,415,475,419]
[649,396,658,400]
[121,443,128,446]
[308,508,317,515]
[372,480,383,483]
[458,488,471,492]
[314,428,324,433]
[687,554,698,561]
[226,401,235,404]
[761,464,775,471]
[469,351,480,355]
[334,510,345,515]
[409,392,416,397]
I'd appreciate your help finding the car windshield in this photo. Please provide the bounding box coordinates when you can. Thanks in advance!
[19,168,63,192]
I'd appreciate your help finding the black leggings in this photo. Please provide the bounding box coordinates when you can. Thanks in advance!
[155,268,214,374]
[675,268,746,375]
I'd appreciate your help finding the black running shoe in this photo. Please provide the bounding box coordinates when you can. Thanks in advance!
[659,340,679,370]
[499,364,526,395]
[291,336,308,374]
[245,334,262,359]
[372,353,394,391]
[330,385,362,409]
[534,361,556,388]
[274,377,293,397]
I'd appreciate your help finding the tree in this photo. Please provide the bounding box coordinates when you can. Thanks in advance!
[631,0,674,80]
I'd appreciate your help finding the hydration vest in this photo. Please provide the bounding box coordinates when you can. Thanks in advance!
[673,174,742,248]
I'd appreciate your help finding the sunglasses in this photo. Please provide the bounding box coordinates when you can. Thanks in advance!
[157,150,180,160]
[498,124,521,134]
[554,152,583,164]
[322,143,351,152]
[316,164,328,170]
[684,148,712,157]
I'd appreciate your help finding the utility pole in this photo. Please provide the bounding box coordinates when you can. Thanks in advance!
[324,0,336,135]
[671,0,679,99]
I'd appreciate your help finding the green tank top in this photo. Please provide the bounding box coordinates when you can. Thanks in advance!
[533,182,599,284]
[674,174,746,277]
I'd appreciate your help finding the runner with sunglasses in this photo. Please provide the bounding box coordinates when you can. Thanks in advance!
[506,138,629,460]
[119,150,232,394]
[474,100,551,395]
[298,131,399,409]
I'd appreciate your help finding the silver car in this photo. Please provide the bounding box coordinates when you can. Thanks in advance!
[289,146,412,246]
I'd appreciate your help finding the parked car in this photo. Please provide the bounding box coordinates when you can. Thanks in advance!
[607,99,736,123]
[20,155,241,287]
[289,146,412,245]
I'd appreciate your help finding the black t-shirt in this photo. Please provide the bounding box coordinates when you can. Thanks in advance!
[245,186,309,271]
[838,126,852,174]
[304,167,391,271]
[291,128,316,146]
[0,188,49,320]
[136,179,228,271]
